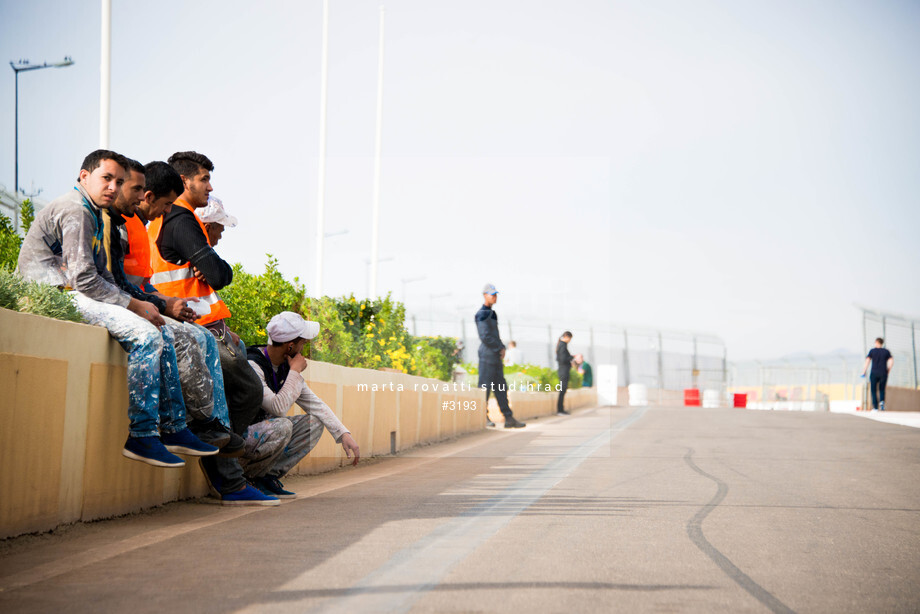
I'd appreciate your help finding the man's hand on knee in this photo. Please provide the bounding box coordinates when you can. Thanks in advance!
[128,298,165,327]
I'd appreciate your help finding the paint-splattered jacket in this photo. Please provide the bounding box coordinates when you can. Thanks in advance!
[17,185,131,307]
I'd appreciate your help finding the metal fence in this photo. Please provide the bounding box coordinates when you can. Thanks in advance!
[861,306,919,390]
[729,353,866,405]
[406,312,727,392]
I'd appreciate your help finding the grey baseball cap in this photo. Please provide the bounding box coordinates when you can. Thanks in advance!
[482,283,498,295]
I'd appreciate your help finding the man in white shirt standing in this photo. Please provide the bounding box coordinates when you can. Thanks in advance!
[245,312,361,498]
[503,340,523,366]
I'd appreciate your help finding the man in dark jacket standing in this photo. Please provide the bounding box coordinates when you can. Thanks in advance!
[476,284,525,428]
[556,331,574,415]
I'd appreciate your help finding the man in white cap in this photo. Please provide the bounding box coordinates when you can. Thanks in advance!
[196,196,237,248]
[244,311,361,497]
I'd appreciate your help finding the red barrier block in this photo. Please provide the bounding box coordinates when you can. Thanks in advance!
[684,388,701,407]
[733,393,747,408]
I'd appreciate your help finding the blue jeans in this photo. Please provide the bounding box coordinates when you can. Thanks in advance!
[72,292,186,437]
[869,372,888,409]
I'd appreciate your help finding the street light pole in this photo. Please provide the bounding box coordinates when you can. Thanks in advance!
[10,57,75,198]
[100,0,111,147]
[369,5,386,299]
[315,0,330,297]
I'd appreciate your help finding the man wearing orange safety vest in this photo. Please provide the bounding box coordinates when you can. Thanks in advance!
[148,151,277,507]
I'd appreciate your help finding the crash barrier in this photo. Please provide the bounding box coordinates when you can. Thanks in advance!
[0,308,595,539]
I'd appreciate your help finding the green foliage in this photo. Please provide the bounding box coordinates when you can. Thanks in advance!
[411,335,462,381]
[0,212,21,271]
[0,268,23,309]
[0,269,82,322]
[503,363,583,389]
[220,256,307,347]
[20,199,34,234]
[333,294,414,371]
[462,361,582,389]
[0,199,35,271]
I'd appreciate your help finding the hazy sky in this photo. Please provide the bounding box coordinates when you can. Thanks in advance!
[1,0,918,361]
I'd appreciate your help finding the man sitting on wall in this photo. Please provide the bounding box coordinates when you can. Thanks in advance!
[245,312,361,498]
[17,149,217,467]
[101,158,240,454]
[148,151,275,505]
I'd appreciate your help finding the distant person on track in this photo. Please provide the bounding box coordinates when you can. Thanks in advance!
[503,340,523,366]
[862,338,893,411]
[556,331,574,415]
[575,354,592,388]
[476,284,525,428]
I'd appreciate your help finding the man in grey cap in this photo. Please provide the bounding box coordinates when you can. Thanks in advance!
[475,284,525,428]
[245,311,361,497]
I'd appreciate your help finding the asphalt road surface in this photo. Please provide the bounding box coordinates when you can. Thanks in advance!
[2,405,919,613]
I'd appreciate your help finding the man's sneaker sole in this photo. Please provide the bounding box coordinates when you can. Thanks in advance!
[122,448,186,468]
[256,488,297,500]
[164,444,220,456]
[220,497,280,507]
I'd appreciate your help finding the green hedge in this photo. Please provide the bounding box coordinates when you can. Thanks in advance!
[0,201,81,322]
[222,256,461,381]
[461,362,583,389]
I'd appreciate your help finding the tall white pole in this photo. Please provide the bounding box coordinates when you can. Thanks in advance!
[369,5,385,298]
[315,0,330,297]
[99,0,111,147]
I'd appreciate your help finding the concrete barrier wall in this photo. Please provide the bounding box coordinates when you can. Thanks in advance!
[0,308,596,539]
[887,387,920,412]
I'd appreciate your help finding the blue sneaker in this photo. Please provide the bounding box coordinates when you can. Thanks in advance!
[123,436,186,468]
[161,428,219,456]
[220,484,280,507]
[254,476,297,499]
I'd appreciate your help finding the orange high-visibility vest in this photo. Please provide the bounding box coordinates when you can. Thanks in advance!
[123,213,151,288]
[147,199,231,326]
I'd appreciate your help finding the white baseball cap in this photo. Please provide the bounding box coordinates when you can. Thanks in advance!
[266,311,320,343]
[198,196,238,228]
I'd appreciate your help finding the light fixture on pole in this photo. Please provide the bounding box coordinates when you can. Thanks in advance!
[10,57,75,197]
[401,276,426,304]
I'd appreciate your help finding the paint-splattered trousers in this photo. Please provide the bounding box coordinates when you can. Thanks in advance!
[201,332,266,494]
[164,319,230,429]
[71,291,186,438]
[240,414,324,480]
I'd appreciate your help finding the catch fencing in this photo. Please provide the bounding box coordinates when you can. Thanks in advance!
[406,312,727,393]
[861,306,919,390]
